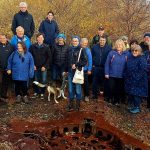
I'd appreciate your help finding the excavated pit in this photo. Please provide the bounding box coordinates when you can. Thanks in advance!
[0,111,149,150]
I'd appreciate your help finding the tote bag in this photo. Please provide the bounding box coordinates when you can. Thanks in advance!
[72,48,84,84]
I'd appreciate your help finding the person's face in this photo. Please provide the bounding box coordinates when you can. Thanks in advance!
[16,29,24,38]
[132,49,141,57]
[144,36,150,45]
[47,13,54,20]
[116,42,124,51]
[17,43,23,52]
[99,38,106,47]
[81,40,88,48]
[1,35,7,44]
[98,30,104,36]
[58,37,64,45]
[72,38,79,47]
[20,6,27,12]
[123,39,128,45]
[37,35,44,44]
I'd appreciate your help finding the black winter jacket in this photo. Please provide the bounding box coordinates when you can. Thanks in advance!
[0,42,14,70]
[30,43,51,69]
[66,45,87,72]
[52,44,69,66]
[11,11,35,38]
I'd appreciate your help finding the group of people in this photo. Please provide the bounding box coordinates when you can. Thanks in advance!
[0,2,150,114]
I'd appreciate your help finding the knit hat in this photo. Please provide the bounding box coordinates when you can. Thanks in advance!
[98,26,104,31]
[144,33,150,38]
[71,35,80,42]
[57,33,66,40]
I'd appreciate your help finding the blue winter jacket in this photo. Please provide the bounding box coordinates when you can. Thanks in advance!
[84,47,92,71]
[7,51,34,81]
[124,54,148,97]
[105,50,128,78]
[39,19,59,46]
[10,35,31,51]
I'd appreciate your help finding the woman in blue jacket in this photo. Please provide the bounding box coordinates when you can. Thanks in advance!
[7,42,34,103]
[124,45,148,114]
[105,39,128,105]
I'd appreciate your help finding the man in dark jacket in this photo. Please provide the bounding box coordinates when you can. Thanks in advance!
[11,2,35,39]
[140,33,150,52]
[30,33,51,99]
[39,11,59,48]
[0,34,14,101]
[91,25,112,48]
[52,33,69,81]
[91,35,112,101]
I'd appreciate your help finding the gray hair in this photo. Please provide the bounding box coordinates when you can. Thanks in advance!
[16,26,24,32]
[132,45,142,53]
[19,2,27,7]
[80,38,88,43]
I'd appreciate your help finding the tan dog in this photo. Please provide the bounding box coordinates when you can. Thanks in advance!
[33,78,67,104]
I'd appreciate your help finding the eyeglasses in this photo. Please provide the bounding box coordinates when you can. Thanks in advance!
[131,50,138,52]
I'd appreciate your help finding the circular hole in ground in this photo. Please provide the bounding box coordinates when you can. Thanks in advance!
[63,127,69,133]
[73,127,79,133]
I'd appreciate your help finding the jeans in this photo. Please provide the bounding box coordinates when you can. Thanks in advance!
[68,71,82,101]
[34,69,47,94]
[148,81,150,107]
[128,95,141,108]
[52,64,65,81]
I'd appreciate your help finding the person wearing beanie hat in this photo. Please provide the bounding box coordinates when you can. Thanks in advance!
[91,25,112,48]
[11,2,35,39]
[63,36,87,111]
[57,33,66,41]
[51,33,69,82]
[140,32,150,52]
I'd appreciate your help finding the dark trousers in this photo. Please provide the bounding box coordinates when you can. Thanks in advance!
[92,67,104,98]
[109,77,124,104]
[148,81,150,107]
[0,71,12,98]
[83,71,89,97]
[128,94,141,108]
[14,80,28,96]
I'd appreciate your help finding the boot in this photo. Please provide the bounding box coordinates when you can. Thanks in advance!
[75,100,80,111]
[66,100,74,112]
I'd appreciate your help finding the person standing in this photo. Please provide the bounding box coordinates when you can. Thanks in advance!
[0,34,14,102]
[52,33,69,82]
[91,35,111,101]
[91,25,112,47]
[10,26,31,51]
[11,2,35,39]
[7,42,34,103]
[39,11,59,48]
[105,39,128,105]
[80,38,92,102]
[64,36,87,111]
[124,45,148,114]
[30,33,51,99]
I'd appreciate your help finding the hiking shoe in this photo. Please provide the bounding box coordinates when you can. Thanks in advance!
[130,108,141,114]
[40,94,44,100]
[85,96,89,102]
[23,95,29,103]
[16,95,22,103]
[30,93,38,99]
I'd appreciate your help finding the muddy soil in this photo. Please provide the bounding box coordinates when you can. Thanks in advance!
[0,93,150,149]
